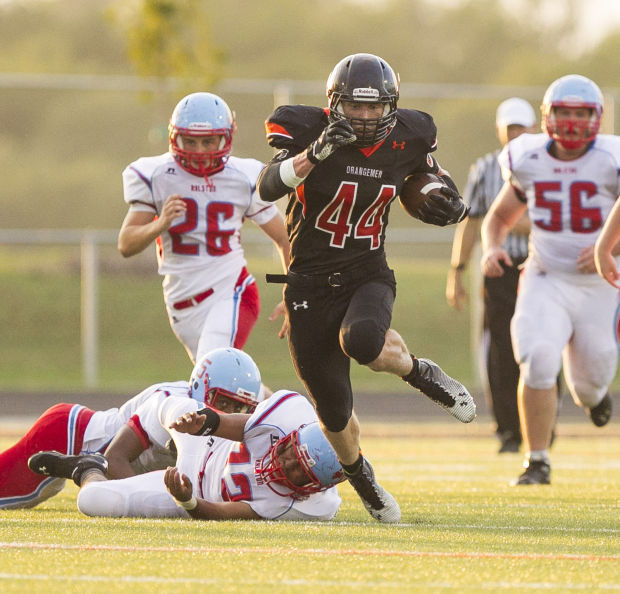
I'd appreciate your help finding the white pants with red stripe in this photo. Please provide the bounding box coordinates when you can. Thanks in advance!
[166,266,260,364]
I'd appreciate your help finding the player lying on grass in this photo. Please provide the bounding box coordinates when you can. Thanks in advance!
[29,390,345,521]
[0,348,261,510]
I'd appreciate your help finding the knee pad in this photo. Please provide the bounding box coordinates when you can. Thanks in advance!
[340,318,384,365]
[519,342,562,390]
[77,482,126,517]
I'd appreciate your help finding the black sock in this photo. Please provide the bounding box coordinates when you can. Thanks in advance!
[341,453,364,476]
[401,354,419,382]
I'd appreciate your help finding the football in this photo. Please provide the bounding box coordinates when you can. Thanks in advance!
[399,172,448,218]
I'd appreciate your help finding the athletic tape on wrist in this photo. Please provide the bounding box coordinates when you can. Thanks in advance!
[174,496,198,511]
[279,157,307,187]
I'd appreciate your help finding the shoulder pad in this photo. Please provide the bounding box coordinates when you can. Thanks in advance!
[264,105,328,152]
[594,134,620,162]
[395,109,438,152]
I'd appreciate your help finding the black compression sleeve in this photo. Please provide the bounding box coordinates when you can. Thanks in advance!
[256,162,289,202]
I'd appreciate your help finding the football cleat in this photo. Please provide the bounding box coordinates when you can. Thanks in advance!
[28,451,108,487]
[587,394,612,427]
[345,457,401,523]
[511,459,551,486]
[404,357,476,423]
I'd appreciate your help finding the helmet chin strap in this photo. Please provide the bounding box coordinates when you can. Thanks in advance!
[202,172,215,190]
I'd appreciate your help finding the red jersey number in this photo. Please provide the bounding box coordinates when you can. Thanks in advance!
[533,181,602,233]
[169,198,235,255]
[220,442,252,502]
[315,183,396,249]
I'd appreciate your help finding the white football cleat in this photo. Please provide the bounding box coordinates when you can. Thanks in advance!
[406,357,476,423]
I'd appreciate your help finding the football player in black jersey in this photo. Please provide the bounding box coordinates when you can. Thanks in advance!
[257,53,475,523]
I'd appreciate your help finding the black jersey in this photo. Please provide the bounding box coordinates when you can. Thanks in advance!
[265,105,439,274]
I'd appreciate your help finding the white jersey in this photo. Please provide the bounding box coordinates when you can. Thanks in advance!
[498,133,620,274]
[83,381,192,473]
[159,390,342,521]
[122,152,279,303]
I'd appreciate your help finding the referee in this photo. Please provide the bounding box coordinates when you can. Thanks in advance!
[446,98,536,453]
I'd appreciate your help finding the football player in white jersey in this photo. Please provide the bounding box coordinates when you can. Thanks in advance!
[117,92,290,383]
[30,390,344,522]
[481,75,619,485]
[11,348,260,510]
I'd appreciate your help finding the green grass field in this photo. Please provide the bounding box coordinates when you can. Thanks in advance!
[1,242,619,592]
[1,420,618,594]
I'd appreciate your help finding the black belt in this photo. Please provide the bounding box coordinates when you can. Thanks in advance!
[266,261,389,288]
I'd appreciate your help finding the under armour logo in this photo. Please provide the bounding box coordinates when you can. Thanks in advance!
[166,167,176,174]
[392,141,406,150]
[292,301,308,310]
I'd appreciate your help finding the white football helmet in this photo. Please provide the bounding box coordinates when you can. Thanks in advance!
[541,74,603,150]
[168,92,235,177]
[189,348,261,413]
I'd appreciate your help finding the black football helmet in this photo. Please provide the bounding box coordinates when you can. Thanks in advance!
[326,53,399,147]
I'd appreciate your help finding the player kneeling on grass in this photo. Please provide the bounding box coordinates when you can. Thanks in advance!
[30,390,344,521]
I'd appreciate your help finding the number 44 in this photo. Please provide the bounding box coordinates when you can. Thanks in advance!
[314,182,396,249]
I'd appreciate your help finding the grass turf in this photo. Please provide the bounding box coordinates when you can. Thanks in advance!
[1,420,618,593]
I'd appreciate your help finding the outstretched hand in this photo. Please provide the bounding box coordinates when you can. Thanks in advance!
[168,410,206,434]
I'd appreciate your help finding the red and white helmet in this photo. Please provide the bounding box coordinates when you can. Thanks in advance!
[168,92,234,178]
[541,74,603,150]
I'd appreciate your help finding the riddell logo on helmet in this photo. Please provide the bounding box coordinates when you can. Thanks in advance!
[352,88,380,99]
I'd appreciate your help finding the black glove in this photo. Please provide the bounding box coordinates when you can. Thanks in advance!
[306,119,357,164]
[416,186,470,227]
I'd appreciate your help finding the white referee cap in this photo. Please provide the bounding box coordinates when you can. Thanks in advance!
[496,97,536,128]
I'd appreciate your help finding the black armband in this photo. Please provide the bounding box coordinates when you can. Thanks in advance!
[194,407,221,436]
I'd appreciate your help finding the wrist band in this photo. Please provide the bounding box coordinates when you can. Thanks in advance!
[305,146,320,165]
[174,496,198,511]
[195,407,221,436]
[279,157,307,188]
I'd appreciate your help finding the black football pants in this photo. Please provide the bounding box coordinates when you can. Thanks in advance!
[284,269,396,433]
[483,265,521,441]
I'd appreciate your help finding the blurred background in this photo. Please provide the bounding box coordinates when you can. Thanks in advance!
[1,0,619,397]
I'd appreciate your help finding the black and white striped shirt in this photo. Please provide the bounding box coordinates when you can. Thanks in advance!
[464,149,529,262]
